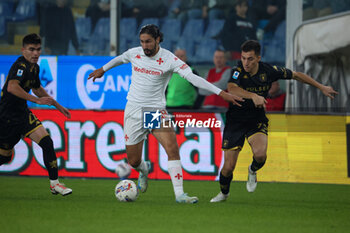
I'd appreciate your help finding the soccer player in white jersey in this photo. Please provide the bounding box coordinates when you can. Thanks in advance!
[88,24,243,203]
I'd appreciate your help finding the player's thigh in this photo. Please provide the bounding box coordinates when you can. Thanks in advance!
[28,125,49,144]
[152,126,179,159]
[24,111,46,143]
[124,104,149,146]
[246,121,268,157]
[247,133,268,157]
[222,120,246,151]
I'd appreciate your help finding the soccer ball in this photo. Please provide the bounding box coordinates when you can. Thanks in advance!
[115,162,131,179]
[115,179,138,202]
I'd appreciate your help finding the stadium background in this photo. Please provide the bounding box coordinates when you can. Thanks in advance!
[0,0,349,185]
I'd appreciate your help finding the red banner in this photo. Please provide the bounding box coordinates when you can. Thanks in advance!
[0,109,225,180]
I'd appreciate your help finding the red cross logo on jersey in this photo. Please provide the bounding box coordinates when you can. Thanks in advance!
[156,58,164,65]
[135,54,141,59]
[124,134,129,142]
[175,173,182,180]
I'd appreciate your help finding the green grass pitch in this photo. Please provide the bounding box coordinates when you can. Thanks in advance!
[1,176,349,233]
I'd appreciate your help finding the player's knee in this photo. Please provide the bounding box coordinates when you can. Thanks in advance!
[38,135,55,159]
[223,161,235,174]
[38,135,54,149]
[252,147,266,160]
[221,166,234,177]
[254,154,266,163]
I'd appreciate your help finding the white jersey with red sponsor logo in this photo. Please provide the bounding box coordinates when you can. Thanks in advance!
[120,47,192,108]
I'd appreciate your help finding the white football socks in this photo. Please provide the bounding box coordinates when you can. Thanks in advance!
[50,179,59,186]
[168,160,184,198]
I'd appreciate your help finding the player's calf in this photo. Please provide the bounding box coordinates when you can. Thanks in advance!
[219,171,233,195]
[250,156,266,171]
[39,135,58,180]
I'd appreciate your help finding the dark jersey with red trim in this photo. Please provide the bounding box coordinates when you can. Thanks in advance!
[0,56,41,123]
[227,61,293,121]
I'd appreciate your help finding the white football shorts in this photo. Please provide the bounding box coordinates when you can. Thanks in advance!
[123,102,170,145]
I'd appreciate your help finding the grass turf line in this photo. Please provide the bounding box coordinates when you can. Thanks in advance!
[0,176,349,233]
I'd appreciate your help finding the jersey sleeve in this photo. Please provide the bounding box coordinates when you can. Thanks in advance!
[103,50,131,72]
[171,55,193,77]
[183,72,222,95]
[120,49,132,63]
[8,62,27,82]
[268,64,293,82]
[228,66,243,86]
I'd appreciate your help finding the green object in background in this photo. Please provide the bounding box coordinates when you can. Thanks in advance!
[166,72,197,108]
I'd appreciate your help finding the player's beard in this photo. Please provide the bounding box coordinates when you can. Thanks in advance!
[143,45,157,57]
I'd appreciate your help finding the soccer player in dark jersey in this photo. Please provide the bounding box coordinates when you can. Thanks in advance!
[210,40,338,202]
[0,33,72,196]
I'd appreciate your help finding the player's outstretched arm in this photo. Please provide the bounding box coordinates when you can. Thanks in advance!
[227,83,267,108]
[89,55,125,82]
[88,67,105,82]
[32,86,71,118]
[292,71,338,99]
[219,91,244,107]
[183,72,243,106]
[54,104,71,118]
[7,80,54,106]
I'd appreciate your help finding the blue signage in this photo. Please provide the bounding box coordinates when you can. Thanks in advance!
[0,55,132,110]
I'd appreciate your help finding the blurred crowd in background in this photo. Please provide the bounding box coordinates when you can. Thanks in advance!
[0,0,349,111]
[1,0,349,59]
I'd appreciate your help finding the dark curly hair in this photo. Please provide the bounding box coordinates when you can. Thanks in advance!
[139,24,163,43]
